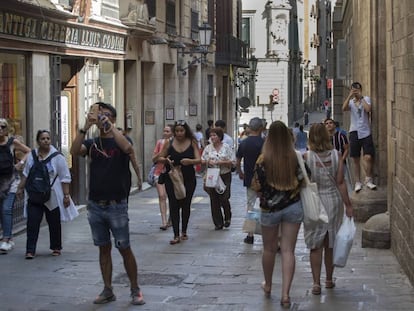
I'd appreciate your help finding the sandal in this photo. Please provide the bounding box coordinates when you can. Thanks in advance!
[169,237,180,245]
[280,296,291,308]
[261,281,271,298]
[93,287,116,304]
[25,253,35,260]
[312,284,321,295]
[52,250,61,256]
[181,233,188,240]
[159,225,168,231]
[325,279,336,288]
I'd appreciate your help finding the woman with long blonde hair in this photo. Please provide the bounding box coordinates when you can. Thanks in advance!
[251,121,306,308]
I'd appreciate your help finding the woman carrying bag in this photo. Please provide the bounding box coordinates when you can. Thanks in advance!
[153,121,201,245]
[304,123,353,295]
[201,127,235,230]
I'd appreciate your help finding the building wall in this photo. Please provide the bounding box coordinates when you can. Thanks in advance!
[336,0,414,285]
[386,0,414,285]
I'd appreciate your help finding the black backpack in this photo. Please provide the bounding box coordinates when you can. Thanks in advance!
[0,137,14,175]
[25,150,60,205]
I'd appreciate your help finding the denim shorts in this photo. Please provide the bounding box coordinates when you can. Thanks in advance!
[87,199,130,249]
[260,200,303,227]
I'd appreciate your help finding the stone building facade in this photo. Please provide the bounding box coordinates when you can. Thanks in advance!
[333,0,414,284]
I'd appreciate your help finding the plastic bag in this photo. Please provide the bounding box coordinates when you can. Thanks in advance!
[333,216,356,267]
[205,168,220,188]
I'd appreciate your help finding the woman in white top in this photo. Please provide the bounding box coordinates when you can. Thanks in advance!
[17,130,77,259]
[201,127,235,230]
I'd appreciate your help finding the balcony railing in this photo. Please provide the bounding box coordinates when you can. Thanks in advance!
[215,34,249,68]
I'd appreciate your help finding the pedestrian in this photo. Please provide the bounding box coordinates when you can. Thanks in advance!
[152,125,173,230]
[250,120,305,308]
[292,122,300,137]
[342,81,376,192]
[0,121,31,254]
[201,127,235,230]
[17,129,73,259]
[304,110,309,126]
[294,124,308,155]
[70,102,145,305]
[205,119,214,146]
[235,117,264,244]
[214,120,234,148]
[304,123,353,296]
[194,124,204,174]
[153,120,201,245]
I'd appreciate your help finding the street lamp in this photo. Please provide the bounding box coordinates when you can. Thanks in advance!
[178,22,213,75]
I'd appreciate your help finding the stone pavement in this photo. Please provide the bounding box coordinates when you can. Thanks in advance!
[1,174,414,311]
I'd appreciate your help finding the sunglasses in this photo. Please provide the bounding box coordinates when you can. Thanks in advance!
[0,125,7,129]
[175,120,186,126]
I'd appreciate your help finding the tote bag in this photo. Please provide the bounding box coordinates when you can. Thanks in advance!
[295,151,328,228]
[168,165,186,200]
[205,167,220,188]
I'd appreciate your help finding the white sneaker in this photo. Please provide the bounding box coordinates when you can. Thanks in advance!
[354,182,363,193]
[365,178,377,190]
[0,241,12,252]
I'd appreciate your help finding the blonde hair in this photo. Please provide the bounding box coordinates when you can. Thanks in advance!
[308,123,333,152]
[262,121,299,190]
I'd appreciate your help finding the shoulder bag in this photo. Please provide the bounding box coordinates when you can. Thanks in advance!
[295,151,328,228]
[166,160,186,200]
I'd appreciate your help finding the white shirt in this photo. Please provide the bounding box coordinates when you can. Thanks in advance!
[349,96,372,139]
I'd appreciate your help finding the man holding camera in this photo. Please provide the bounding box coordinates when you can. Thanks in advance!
[342,82,376,192]
[70,102,145,305]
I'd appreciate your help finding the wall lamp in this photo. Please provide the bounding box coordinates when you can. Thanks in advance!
[235,55,258,87]
[178,22,213,75]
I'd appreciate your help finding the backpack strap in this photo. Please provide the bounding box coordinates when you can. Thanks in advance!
[43,151,61,164]
[6,137,14,148]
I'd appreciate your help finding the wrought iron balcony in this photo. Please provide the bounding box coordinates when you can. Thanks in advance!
[215,34,249,68]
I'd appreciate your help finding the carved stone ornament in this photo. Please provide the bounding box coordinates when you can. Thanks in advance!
[120,0,149,24]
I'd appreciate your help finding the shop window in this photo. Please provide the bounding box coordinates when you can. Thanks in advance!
[84,60,116,108]
[0,53,26,136]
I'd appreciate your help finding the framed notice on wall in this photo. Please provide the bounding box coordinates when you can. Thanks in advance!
[189,105,197,116]
[145,111,155,125]
[166,108,174,120]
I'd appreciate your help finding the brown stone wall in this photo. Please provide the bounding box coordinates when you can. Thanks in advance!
[387,0,414,285]
[337,0,414,285]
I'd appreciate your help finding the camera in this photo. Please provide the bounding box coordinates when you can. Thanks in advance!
[98,114,111,131]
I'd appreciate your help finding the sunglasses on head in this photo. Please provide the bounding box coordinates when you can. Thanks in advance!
[175,120,186,126]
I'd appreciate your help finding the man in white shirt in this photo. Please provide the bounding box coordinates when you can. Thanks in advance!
[342,82,376,192]
[214,120,234,148]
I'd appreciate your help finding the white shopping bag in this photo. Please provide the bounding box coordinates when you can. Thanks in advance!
[333,216,356,267]
[205,168,220,188]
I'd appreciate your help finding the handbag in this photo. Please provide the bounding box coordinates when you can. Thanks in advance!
[168,164,186,200]
[147,164,156,186]
[333,216,356,267]
[295,151,328,228]
[205,167,220,188]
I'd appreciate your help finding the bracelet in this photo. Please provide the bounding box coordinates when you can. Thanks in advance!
[79,129,87,135]
[19,160,25,165]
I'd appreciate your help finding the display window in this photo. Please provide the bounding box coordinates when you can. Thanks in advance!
[0,53,26,136]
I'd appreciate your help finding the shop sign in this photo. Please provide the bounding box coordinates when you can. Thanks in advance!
[0,11,126,53]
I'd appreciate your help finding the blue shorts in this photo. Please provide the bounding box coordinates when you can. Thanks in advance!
[87,199,130,249]
[261,200,303,227]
